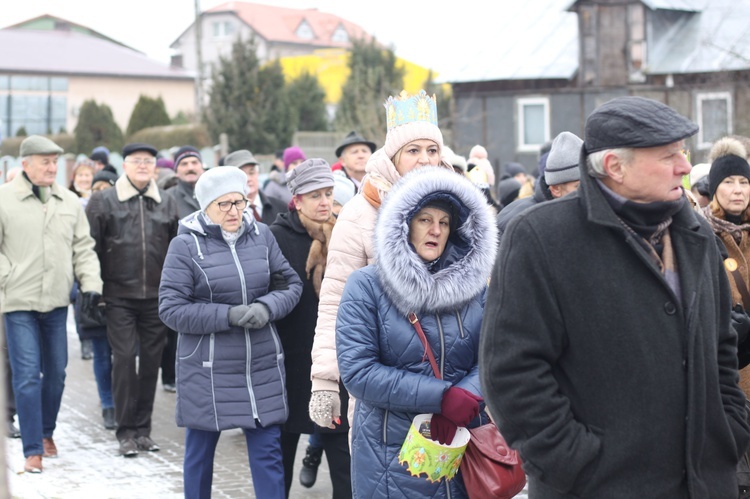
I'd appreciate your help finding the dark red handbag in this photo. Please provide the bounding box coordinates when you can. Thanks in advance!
[408,312,526,498]
[461,423,526,498]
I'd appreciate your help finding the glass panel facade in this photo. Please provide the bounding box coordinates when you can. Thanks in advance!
[0,76,69,138]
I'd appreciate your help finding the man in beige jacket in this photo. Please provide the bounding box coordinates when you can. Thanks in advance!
[0,135,103,474]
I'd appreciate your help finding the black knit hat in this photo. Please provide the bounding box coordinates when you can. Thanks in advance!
[584,96,698,154]
[708,155,750,198]
[173,145,202,168]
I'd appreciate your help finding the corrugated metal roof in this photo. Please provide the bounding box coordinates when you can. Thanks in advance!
[649,0,750,73]
[443,0,579,83]
[0,29,194,79]
[446,0,750,83]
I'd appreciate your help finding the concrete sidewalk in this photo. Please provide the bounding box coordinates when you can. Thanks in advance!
[6,307,333,498]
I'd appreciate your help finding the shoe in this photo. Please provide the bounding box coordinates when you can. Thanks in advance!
[81,339,93,360]
[119,438,139,457]
[24,455,42,473]
[7,421,21,438]
[162,383,176,393]
[135,435,160,452]
[102,408,116,430]
[299,445,323,488]
[42,437,57,458]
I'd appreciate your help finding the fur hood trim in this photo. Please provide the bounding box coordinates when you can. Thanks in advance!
[375,167,498,315]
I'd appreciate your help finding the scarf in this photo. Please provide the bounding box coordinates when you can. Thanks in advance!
[361,171,396,209]
[23,172,51,203]
[296,210,336,297]
[200,212,244,244]
[703,201,750,245]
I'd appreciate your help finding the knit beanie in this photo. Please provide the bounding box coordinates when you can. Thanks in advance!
[283,147,306,170]
[194,166,247,211]
[469,145,488,161]
[174,146,202,168]
[333,171,356,206]
[708,137,750,198]
[383,90,443,160]
[545,131,583,185]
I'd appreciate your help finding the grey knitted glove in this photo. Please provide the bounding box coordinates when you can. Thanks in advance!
[239,303,270,329]
[309,390,341,429]
[228,305,251,327]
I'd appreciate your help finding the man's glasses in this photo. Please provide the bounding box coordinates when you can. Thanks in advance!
[215,199,248,212]
[125,158,156,166]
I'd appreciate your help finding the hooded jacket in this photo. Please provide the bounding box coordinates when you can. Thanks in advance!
[336,167,498,498]
[481,156,750,498]
[158,212,302,431]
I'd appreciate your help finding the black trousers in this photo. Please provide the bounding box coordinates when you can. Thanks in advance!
[160,328,177,385]
[280,430,352,499]
[105,297,167,441]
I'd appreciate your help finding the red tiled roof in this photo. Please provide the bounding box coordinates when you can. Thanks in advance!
[205,1,372,47]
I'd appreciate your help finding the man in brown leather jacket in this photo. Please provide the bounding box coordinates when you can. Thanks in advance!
[86,143,179,458]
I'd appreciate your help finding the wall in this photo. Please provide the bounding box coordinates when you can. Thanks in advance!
[68,76,195,134]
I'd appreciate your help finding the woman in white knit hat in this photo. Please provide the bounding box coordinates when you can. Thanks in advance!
[158,166,303,499]
[308,90,452,433]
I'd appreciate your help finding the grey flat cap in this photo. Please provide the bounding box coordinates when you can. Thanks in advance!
[20,135,63,156]
[286,158,334,196]
[584,96,698,153]
[545,132,583,185]
[225,150,259,168]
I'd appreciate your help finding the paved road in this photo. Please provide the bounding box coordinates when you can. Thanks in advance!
[6,308,333,498]
[5,307,529,498]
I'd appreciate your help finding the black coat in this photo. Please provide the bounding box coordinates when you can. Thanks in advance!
[269,211,349,435]
[480,165,750,498]
[166,180,200,219]
[258,191,288,226]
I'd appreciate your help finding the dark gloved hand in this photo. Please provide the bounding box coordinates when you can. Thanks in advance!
[238,303,271,329]
[269,272,288,291]
[228,305,251,327]
[441,386,483,427]
[732,304,750,345]
[80,291,106,327]
[430,413,458,445]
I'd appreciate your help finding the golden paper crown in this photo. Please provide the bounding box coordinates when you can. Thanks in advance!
[385,90,439,132]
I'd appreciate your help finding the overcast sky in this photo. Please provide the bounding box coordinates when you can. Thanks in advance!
[3,0,517,79]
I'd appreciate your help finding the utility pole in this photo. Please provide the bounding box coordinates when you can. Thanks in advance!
[194,0,204,119]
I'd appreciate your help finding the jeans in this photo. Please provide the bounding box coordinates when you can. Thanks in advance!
[184,424,285,499]
[4,307,68,457]
[91,336,113,409]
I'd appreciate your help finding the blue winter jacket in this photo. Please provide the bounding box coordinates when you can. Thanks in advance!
[336,167,498,499]
[159,212,302,432]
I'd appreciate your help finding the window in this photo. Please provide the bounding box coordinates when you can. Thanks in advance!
[331,25,348,43]
[697,92,732,149]
[296,20,315,40]
[517,97,550,152]
[212,21,234,38]
[0,75,68,137]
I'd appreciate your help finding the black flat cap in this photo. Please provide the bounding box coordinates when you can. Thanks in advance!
[335,131,376,158]
[584,96,698,154]
[122,143,158,158]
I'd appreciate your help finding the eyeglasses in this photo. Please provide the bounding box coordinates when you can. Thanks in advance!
[215,199,248,212]
[125,158,156,166]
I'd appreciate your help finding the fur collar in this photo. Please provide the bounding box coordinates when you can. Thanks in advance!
[115,175,161,203]
[375,167,498,315]
[296,210,336,297]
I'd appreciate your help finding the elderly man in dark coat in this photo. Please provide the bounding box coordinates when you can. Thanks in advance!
[480,96,750,498]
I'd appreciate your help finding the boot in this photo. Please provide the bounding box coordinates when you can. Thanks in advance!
[102,407,116,430]
[299,444,323,488]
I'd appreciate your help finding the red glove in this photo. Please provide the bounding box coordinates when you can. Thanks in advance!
[430,414,457,445]
[441,386,483,426]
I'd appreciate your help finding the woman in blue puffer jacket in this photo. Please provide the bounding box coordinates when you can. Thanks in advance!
[336,166,498,498]
[158,166,302,499]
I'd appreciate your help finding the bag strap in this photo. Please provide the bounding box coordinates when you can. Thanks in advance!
[726,258,750,309]
[408,312,442,380]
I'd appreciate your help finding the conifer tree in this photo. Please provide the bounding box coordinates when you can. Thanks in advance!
[126,95,171,137]
[74,100,124,154]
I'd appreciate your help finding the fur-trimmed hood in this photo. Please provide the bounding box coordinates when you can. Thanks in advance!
[374,166,498,315]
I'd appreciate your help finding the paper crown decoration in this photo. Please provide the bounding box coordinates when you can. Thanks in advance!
[385,90,439,132]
